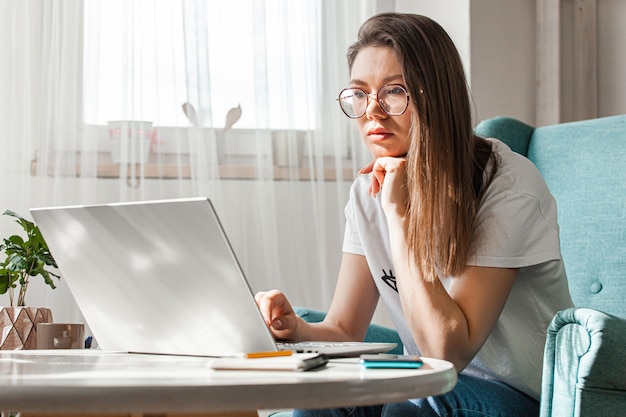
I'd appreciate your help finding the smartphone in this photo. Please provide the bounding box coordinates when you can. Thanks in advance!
[297,353,330,371]
[359,354,424,369]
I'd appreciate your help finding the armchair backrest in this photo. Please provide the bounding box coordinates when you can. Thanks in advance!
[475,115,626,319]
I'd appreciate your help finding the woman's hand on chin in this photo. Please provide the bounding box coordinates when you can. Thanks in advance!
[359,156,409,216]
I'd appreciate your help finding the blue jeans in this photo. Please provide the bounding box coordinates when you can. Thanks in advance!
[292,374,539,417]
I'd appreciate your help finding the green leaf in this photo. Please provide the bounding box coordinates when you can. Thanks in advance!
[6,253,28,271]
[6,235,25,247]
[3,210,36,235]
[0,268,18,294]
[39,270,58,289]
[2,210,20,219]
[2,210,60,301]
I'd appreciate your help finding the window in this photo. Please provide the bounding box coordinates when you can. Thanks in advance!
[83,0,319,130]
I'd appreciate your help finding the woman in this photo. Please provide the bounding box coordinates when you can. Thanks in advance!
[256,13,572,417]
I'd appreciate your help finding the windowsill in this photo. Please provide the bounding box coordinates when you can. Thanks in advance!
[30,151,356,182]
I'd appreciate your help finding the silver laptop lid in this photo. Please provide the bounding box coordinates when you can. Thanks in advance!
[31,197,278,357]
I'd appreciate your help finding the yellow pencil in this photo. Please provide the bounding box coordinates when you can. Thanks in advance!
[244,350,293,359]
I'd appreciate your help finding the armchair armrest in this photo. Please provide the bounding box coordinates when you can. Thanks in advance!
[541,307,626,417]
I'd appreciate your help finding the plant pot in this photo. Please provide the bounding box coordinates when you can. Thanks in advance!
[0,307,53,350]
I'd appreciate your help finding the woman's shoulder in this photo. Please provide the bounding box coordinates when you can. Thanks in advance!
[487,138,548,197]
[478,138,559,232]
[349,173,374,201]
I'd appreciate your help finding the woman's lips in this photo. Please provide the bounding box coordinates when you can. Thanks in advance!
[367,128,392,141]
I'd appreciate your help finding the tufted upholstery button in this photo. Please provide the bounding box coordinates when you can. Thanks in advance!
[590,281,603,294]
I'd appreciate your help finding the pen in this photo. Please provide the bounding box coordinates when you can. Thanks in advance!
[244,350,293,359]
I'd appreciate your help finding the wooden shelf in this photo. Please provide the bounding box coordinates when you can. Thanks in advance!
[30,151,355,182]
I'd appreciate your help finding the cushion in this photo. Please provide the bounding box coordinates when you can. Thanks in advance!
[475,116,535,156]
[528,115,626,317]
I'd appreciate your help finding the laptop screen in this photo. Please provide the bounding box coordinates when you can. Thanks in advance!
[31,197,278,357]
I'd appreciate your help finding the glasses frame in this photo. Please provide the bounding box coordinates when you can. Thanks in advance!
[336,84,410,119]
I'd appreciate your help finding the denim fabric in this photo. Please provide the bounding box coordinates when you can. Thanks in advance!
[292,374,538,417]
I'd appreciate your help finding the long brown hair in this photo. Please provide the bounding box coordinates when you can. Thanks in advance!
[347,13,498,282]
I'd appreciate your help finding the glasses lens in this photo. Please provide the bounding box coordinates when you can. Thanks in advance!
[339,88,367,118]
[378,85,409,116]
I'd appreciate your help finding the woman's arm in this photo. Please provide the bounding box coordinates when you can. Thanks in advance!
[256,252,379,342]
[323,252,380,341]
[393,256,517,371]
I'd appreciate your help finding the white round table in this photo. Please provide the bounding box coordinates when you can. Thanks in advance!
[0,350,457,416]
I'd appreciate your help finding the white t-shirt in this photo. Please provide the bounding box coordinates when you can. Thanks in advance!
[342,139,573,400]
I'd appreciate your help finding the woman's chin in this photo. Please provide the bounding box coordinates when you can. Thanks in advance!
[371,149,408,159]
[367,142,409,159]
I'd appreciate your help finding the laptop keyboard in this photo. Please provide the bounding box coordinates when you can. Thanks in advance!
[277,341,361,352]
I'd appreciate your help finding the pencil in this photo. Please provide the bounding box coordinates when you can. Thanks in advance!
[244,350,293,359]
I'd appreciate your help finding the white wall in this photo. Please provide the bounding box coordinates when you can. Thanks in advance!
[595,0,626,117]
[394,0,472,80]
[469,0,537,125]
[396,0,626,125]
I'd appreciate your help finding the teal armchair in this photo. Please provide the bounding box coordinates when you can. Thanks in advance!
[475,115,626,417]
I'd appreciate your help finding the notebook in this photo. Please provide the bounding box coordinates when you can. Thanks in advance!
[30,197,396,358]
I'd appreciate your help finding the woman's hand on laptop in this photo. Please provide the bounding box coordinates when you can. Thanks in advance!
[255,290,304,341]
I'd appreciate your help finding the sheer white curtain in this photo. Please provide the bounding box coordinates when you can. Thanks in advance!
[0,0,377,325]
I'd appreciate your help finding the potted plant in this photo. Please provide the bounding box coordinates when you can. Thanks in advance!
[0,210,60,349]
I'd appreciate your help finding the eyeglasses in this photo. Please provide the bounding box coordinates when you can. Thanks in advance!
[337,84,410,119]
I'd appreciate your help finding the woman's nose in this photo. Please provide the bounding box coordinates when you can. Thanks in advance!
[365,94,387,119]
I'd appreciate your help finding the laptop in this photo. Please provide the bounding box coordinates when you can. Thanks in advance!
[30,197,396,358]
